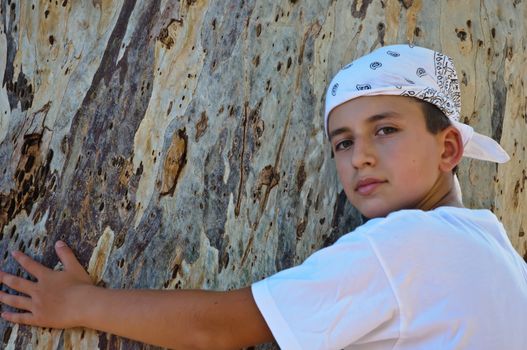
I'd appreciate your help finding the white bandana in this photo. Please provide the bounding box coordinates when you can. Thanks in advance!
[324,44,510,163]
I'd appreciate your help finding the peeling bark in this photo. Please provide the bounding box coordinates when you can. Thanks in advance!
[1,0,526,348]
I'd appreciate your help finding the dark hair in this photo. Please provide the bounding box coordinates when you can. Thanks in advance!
[419,100,452,134]
[418,100,458,174]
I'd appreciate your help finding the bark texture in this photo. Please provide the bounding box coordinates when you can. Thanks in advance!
[0,0,525,349]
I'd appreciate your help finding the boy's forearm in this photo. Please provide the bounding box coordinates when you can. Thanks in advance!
[78,285,272,350]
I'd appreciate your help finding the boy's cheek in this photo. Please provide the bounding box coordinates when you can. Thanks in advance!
[335,163,353,187]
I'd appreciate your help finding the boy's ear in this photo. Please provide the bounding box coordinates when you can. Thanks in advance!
[438,126,463,172]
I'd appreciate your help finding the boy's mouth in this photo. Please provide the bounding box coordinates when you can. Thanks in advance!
[355,178,387,195]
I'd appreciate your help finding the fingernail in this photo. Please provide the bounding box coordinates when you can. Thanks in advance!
[56,241,66,248]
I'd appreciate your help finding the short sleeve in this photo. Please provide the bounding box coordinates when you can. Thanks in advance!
[251,231,400,350]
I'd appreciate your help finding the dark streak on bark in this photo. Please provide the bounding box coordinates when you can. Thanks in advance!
[377,22,386,46]
[324,190,361,248]
[1,0,16,91]
[98,332,123,350]
[35,0,151,273]
[491,62,506,143]
[235,103,249,217]
[240,233,255,266]
[331,190,350,229]
[351,0,373,19]
[256,165,280,215]
[90,0,138,89]
[1,1,34,111]
[121,205,164,288]
[4,70,34,111]
[399,0,414,9]
[296,162,306,191]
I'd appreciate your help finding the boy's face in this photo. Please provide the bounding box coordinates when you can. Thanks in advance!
[328,95,446,218]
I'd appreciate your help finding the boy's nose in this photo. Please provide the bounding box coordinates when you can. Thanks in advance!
[351,139,376,169]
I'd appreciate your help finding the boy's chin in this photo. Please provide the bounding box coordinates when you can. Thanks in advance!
[350,193,424,219]
[355,202,408,219]
[358,207,392,219]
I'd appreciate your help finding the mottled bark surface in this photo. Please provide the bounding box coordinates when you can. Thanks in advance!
[0,0,525,349]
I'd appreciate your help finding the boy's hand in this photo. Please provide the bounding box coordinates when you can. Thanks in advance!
[0,241,274,349]
[0,241,94,329]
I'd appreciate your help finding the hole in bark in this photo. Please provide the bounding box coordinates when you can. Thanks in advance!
[456,29,467,41]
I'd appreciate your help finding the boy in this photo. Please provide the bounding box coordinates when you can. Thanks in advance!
[0,44,526,349]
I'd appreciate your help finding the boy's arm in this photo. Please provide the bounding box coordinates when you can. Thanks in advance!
[0,241,274,350]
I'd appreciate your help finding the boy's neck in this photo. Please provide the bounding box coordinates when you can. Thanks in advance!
[416,172,464,211]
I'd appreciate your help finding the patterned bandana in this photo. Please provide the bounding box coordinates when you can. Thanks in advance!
[324,44,510,163]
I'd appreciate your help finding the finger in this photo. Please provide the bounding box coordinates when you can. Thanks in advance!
[0,272,35,295]
[54,241,86,275]
[1,311,36,326]
[0,291,32,311]
[11,251,49,279]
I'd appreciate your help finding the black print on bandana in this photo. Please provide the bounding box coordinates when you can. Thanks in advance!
[370,61,382,70]
[405,78,415,84]
[386,51,400,57]
[401,87,455,121]
[343,63,353,69]
[395,85,402,89]
[356,84,372,90]
[433,52,461,121]
[331,83,339,96]
[416,68,426,77]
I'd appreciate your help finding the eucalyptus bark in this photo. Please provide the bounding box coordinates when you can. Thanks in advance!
[0,0,525,349]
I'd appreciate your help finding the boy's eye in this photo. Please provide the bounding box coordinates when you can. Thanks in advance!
[335,139,353,151]
[376,126,398,135]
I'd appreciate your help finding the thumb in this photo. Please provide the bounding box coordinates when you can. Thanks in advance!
[54,241,86,274]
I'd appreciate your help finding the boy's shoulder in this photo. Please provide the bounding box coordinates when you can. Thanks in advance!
[358,206,498,234]
[344,206,504,252]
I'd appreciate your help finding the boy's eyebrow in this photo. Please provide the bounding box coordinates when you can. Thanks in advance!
[328,112,402,141]
[328,127,352,142]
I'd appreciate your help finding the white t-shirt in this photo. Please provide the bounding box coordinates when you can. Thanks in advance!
[252,207,527,350]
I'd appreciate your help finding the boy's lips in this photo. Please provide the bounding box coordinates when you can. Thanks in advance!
[355,178,387,195]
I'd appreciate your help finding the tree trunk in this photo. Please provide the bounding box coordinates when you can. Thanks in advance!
[0,0,525,348]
